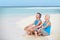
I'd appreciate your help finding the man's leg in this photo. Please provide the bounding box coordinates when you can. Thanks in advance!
[40,28,48,36]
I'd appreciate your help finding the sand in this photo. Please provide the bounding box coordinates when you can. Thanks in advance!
[1,14,60,40]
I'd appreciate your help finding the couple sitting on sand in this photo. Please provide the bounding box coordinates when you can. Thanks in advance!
[24,13,51,37]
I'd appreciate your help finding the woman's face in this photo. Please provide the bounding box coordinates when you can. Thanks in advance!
[36,14,40,19]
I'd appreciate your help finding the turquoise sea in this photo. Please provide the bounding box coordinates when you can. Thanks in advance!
[0,7,60,14]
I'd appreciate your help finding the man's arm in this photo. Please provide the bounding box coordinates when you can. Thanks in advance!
[42,22,51,29]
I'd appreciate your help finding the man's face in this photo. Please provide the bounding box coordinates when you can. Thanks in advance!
[45,15,50,21]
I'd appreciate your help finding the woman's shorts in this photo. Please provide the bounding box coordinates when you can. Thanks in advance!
[34,28,39,32]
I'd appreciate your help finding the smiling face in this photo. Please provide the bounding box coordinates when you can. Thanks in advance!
[36,14,40,19]
[45,14,50,21]
[35,13,41,19]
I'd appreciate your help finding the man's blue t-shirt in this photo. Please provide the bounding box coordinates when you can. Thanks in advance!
[42,21,51,35]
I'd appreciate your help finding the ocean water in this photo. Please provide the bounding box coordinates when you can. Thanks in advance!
[0,7,60,19]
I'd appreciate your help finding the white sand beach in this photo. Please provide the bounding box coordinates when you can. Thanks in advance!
[1,14,60,40]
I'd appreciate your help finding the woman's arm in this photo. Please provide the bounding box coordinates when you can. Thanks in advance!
[35,21,42,28]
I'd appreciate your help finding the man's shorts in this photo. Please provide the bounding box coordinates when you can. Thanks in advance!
[34,28,48,36]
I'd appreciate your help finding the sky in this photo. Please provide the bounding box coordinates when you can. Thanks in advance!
[0,0,60,6]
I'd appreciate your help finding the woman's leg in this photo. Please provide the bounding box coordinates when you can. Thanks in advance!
[34,28,39,37]
[26,26,34,35]
[24,24,33,30]
[27,31,31,35]
[25,26,32,31]
[26,27,34,35]
[25,25,35,35]
[35,31,38,37]
[37,28,42,36]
